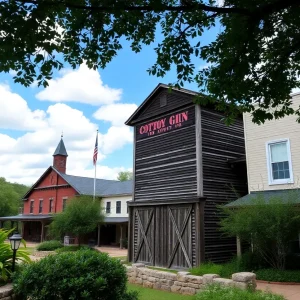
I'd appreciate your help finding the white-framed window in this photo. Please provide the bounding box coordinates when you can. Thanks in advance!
[266,139,293,185]
[62,197,68,211]
[30,200,34,214]
[116,201,121,214]
[106,202,111,214]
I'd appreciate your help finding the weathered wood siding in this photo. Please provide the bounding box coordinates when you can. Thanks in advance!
[135,105,197,201]
[201,108,247,262]
[131,201,201,268]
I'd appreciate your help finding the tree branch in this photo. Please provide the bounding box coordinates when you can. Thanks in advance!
[15,0,252,15]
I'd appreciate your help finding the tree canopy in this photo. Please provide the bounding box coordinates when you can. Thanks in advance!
[0,177,29,217]
[49,196,104,243]
[1,0,300,124]
[117,171,133,182]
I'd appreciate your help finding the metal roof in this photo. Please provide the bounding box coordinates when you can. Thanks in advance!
[0,214,53,221]
[53,138,68,156]
[104,217,128,223]
[58,172,133,197]
[226,189,300,207]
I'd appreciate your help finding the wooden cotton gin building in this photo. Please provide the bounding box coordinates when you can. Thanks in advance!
[125,84,247,269]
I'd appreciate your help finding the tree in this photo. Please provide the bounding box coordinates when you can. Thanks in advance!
[49,196,104,244]
[1,1,300,124]
[0,177,28,217]
[220,192,300,270]
[117,171,133,182]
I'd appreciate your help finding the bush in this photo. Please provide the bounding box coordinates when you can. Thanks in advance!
[196,285,284,300]
[55,245,94,253]
[36,240,63,251]
[13,249,138,300]
[256,269,300,283]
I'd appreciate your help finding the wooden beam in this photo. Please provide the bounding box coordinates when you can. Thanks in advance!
[97,224,101,247]
[120,225,123,249]
[41,222,44,242]
[236,236,242,257]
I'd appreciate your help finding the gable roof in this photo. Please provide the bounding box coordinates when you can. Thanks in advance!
[22,166,132,200]
[226,189,300,207]
[58,172,132,197]
[53,138,68,156]
[125,83,199,126]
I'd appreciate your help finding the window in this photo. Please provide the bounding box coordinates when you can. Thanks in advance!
[62,198,68,211]
[266,139,293,185]
[116,201,121,214]
[30,200,34,214]
[39,199,43,214]
[106,202,111,214]
[49,198,54,213]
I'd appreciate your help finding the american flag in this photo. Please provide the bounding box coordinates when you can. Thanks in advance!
[93,131,98,166]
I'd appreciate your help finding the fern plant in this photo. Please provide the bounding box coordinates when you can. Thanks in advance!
[0,229,31,282]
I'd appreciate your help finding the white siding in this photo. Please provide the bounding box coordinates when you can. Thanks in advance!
[101,196,131,218]
[244,94,300,192]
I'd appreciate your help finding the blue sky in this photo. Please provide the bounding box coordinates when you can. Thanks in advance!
[0,26,219,185]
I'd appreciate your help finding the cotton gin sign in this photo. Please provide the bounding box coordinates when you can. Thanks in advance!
[137,109,194,139]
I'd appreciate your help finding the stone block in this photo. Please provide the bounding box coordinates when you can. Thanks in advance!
[153,283,161,290]
[177,271,190,282]
[143,281,154,289]
[148,276,157,283]
[174,281,183,286]
[160,285,171,292]
[155,271,167,279]
[233,281,248,290]
[135,278,143,285]
[171,285,182,293]
[181,287,196,295]
[187,283,200,289]
[203,274,220,284]
[213,278,234,286]
[164,272,177,280]
[232,272,256,282]
[186,275,203,284]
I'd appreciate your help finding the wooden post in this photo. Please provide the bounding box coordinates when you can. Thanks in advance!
[236,236,242,257]
[120,225,123,249]
[0,221,2,229]
[41,222,44,242]
[97,224,101,247]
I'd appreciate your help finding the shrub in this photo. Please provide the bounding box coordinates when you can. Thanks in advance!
[220,191,300,270]
[0,229,31,282]
[256,269,300,283]
[55,245,95,253]
[36,240,63,251]
[196,285,284,300]
[13,249,138,300]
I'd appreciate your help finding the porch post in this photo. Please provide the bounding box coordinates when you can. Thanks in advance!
[97,224,101,247]
[41,222,45,242]
[120,225,123,249]
[0,221,2,228]
[236,236,242,257]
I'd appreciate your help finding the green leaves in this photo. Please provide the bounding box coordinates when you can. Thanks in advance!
[49,196,104,242]
[0,228,31,282]
[1,0,300,124]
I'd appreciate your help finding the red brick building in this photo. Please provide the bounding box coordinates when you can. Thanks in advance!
[0,138,132,245]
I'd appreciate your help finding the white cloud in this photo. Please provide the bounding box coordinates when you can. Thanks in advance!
[36,63,122,105]
[0,84,47,130]
[0,84,134,185]
[93,103,137,126]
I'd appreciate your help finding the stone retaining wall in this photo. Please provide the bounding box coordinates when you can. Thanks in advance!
[126,263,256,296]
[0,284,14,300]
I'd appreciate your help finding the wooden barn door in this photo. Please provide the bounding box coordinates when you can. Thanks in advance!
[166,205,195,269]
[133,207,155,265]
[130,202,201,268]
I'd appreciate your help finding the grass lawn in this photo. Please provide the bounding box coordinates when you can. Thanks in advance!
[19,246,36,255]
[128,284,196,300]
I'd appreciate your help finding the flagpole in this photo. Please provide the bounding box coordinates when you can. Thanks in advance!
[93,129,98,201]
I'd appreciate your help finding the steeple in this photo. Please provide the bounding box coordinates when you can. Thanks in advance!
[53,136,68,173]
